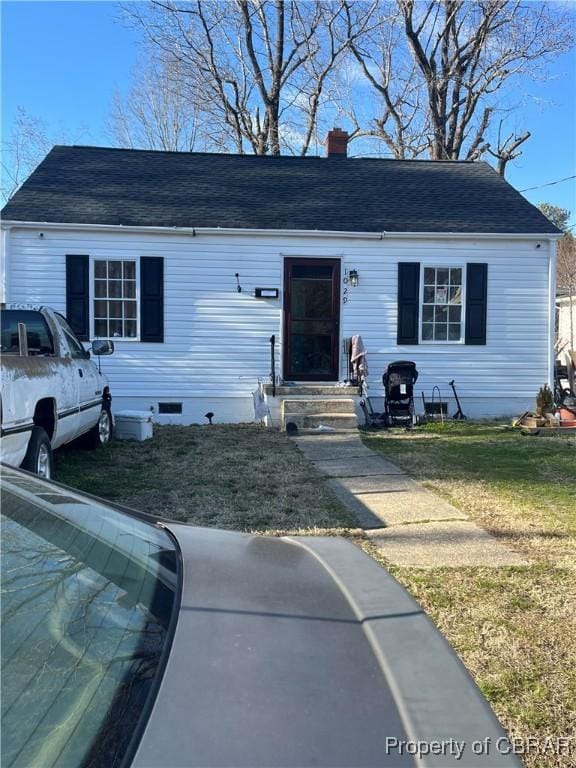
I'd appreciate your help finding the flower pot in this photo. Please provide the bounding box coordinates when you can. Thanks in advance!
[521,415,546,428]
[559,407,576,427]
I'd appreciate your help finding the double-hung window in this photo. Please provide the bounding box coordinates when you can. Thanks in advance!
[93,259,138,339]
[421,266,464,342]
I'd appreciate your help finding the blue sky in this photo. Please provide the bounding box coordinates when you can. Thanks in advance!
[2,0,575,224]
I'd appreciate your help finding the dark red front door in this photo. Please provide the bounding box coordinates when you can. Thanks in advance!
[283,258,340,381]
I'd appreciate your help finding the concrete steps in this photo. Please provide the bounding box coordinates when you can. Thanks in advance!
[283,413,359,431]
[264,384,359,397]
[282,398,356,415]
[264,384,360,432]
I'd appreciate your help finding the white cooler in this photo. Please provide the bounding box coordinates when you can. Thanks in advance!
[114,410,154,441]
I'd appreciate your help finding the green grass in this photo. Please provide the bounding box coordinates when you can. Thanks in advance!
[362,423,576,547]
[360,424,576,767]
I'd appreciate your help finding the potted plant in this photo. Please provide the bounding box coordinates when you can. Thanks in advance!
[558,397,576,427]
[535,384,555,424]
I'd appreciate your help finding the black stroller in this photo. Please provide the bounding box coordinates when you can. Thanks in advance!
[360,360,419,428]
[384,360,419,427]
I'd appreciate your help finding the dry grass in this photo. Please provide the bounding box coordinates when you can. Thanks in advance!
[55,424,356,534]
[55,422,576,766]
[362,423,576,768]
[363,545,576,768]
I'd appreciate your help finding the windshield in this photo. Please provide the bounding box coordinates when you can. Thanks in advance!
[1,469,180,768]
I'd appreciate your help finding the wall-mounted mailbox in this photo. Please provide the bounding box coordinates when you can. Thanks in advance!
[254,288,279,299]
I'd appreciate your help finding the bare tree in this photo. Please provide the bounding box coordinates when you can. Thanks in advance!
[558,235,576,293]
[1,108,53,201]
[539,204,576,355]
[485,124,531,177]
[1,108,91,201]
[121,0,376,156]
[345,1,574,172]
[108,55,203,152]
[339,2,431,159]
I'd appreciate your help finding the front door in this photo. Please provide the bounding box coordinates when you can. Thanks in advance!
[283,258,340,381]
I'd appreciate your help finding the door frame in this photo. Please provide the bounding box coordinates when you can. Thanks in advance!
[282,257,341,382]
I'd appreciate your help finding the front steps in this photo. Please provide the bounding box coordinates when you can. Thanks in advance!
[263,384,360,432]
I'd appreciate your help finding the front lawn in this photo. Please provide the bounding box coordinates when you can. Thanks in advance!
[362,422,575,562]
[54,422,576,767]
[362,423,576,768]
[55,424,356,534]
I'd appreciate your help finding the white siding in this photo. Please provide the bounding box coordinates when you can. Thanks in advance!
[3,226,555,422]
[557,295,575,353]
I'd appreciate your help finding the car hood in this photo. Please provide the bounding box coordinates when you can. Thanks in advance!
[132,525,521,768]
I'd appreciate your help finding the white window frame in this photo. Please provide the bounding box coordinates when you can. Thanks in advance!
[89,256,141,341]
[419,263,467,344]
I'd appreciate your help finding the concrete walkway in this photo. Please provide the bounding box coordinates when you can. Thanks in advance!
[293,432,527,567]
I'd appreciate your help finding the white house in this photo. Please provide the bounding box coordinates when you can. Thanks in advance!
[0,131,562,425]
[557,291,575,353]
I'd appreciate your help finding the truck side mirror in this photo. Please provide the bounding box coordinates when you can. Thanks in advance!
[92,339,115,356]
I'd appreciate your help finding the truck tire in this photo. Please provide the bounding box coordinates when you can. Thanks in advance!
[21,426,54,479]
[84,404,113,449]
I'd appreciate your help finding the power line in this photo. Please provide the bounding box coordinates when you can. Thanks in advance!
[519,175,576,193]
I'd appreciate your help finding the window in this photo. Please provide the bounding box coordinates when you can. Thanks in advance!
[2,474,179,768]
[93,260,138,339]
[421,266,464,342]
[54,313,88,359]
[0,310,54,356]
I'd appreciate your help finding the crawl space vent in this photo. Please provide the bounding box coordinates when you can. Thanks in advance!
[158,402,183,414]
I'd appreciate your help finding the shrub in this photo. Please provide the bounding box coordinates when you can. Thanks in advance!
[536,384,554,416]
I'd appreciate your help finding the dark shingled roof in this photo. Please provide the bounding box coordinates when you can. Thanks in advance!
[1,145,559,235]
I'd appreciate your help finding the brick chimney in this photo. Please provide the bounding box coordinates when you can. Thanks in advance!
[325,127,349,158]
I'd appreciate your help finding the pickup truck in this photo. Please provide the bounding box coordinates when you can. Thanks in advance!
[1,305,114,479]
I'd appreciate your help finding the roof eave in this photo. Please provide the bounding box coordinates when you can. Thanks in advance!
[0,220,563,240]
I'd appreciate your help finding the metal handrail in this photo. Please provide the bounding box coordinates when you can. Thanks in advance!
[269,334,276,397]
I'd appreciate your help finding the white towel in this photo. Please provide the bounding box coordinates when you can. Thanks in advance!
[252,382,269,421]
[350,334,368,379]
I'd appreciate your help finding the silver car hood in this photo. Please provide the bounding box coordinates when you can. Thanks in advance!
[132,526,520,768]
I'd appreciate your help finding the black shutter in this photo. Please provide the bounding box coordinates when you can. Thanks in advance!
[465,263,488,345]
[65,255,89,341]
[397,262,420,344]
[140,257,164,342]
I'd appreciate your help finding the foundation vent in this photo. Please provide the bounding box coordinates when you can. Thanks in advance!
[158,402,183,414]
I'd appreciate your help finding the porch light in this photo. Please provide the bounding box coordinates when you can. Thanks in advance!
[349,269,359,287]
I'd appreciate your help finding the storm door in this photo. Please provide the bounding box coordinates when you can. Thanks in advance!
[283,258,340,381]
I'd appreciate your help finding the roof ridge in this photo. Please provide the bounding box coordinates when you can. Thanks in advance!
[53,144,483,165]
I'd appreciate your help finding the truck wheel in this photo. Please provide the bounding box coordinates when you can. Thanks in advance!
[85,404,113,449]
[22,427,54,479]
